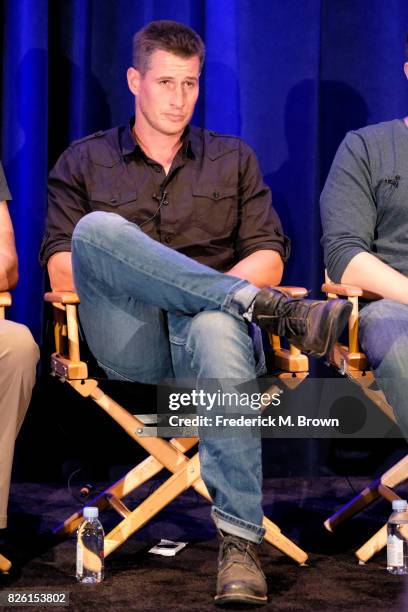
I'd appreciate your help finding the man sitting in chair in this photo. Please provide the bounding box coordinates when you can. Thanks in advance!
[40,20,351,606]
[320,39,408,443]
[0,162,39,549]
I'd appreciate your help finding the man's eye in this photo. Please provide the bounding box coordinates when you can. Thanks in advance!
[159,80,170,85]
[185,81,195,88]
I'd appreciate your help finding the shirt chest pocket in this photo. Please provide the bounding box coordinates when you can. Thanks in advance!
[89,190,138,221]
[192,184,237,236]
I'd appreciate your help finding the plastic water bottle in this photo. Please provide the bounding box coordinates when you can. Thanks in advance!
[76,506,104,583]
[387,499,408,574]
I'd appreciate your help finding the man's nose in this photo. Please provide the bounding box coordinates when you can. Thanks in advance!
[170,85,184,107]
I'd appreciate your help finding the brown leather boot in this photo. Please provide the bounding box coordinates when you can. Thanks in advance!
[215,533,267,606]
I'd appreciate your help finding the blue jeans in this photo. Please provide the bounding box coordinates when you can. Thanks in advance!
[72,211,266,543]
[359,299,408,441]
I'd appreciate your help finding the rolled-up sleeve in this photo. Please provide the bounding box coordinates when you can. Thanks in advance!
[235,142,290,263]
[39,148,88,266]
[320,131,377,283]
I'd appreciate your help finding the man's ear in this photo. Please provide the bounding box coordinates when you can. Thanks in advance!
[404,62,408,80]
[127,67,141,96]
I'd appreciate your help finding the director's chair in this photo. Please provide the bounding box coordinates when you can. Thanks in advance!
[46,287,310,565]
[322,279,408,563]
[0,291,13,574]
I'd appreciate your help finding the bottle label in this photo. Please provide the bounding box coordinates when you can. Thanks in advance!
[76,540,84,575]
[387,534,404,567]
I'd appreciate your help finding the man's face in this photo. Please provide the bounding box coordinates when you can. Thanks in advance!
[128,49,200,137]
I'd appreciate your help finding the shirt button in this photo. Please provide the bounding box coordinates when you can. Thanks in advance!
[213,191,220,199]
[110,197,118,204]
[164,235,173,244]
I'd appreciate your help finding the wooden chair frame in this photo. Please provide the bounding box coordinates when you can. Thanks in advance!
[45,287,310,565]
[0,291,12,573]
[322,279,408,563]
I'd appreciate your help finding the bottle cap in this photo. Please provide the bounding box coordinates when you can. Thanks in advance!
[392,500,407,511]
[83,506,99,519]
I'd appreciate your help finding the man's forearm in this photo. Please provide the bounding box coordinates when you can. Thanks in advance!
[0,254,18,291]
[47,251,76,292]
[341,252,408,303]
[0,201,18,290]
[226,249,284,288]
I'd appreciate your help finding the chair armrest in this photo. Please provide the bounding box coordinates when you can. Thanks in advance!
[321,282,380,301]
[0,292,12,307]
[44,291,80,304]
[278,286,308,298]
[321,282,363,297]
[0,292,12,320]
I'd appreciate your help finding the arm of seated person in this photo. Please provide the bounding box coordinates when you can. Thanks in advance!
[47,251,76,292]
[226,249,284,288]
[0,201,18,291]
[342,252,408,304]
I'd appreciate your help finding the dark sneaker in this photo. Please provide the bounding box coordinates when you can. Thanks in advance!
[252,288,352,358]
[215,533,267,607]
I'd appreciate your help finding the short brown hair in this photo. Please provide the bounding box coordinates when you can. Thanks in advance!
[132,20,205,75]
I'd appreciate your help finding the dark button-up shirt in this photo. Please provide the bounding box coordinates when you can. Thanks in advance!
[0,162,11,201]
[40,120,290,271]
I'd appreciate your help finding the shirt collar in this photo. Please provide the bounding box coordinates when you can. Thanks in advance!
[120,118,196,160]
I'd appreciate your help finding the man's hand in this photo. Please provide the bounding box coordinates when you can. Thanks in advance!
[342,252,408,303]
[47,251,76,292]
[0,201,18,291]
[226,249,284,288]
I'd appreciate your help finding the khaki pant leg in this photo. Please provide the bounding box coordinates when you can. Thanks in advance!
[0,320,39,528]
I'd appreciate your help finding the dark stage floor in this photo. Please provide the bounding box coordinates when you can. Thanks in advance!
[1,477,407,611]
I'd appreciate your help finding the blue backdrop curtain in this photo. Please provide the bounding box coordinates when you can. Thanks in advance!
[2,0,408,342]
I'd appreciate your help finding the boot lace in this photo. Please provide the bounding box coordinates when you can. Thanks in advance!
[273,299,309,337]
[221,536,262,571]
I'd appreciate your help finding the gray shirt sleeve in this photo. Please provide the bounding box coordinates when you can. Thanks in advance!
[320,131,377,283]
[0,162,12,202]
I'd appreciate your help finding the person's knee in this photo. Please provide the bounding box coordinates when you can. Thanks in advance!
[73,211,124,247]
[0,321,39,371]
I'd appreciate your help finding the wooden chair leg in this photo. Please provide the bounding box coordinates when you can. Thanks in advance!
[104,453,202,556]
[324,455,408,563]
[324,480,381,532]
[263,517,308,564]
[381,454,408,488]
[325,455,408,544]
[0,553,11,573]
[356,524,387,563]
